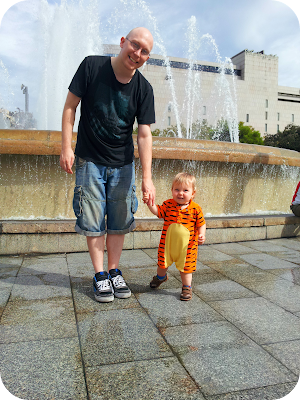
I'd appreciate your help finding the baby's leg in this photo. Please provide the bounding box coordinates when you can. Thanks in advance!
[157,266,168,277]
[150,266,168,289]
[180,271,192,287]
[180,272,193,301]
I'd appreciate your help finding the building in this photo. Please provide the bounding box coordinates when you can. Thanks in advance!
[104,45,300,137]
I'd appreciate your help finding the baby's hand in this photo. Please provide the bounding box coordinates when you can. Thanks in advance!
[143,192,149,203]
[198,234,206,245]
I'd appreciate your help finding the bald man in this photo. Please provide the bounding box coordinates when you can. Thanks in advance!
[60,27,156,302]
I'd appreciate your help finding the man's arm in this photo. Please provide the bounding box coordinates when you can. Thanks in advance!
[60,91,81,174]
[137,124,156,206]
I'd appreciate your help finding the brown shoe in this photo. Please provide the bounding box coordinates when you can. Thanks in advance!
[180,286,192,301]
[150,274,168,289]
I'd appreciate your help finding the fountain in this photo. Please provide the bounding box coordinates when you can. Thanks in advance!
[1,0,300,255]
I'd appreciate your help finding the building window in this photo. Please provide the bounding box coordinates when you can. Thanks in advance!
[292,114,294,123]
[246,114,249,122]
[265,124,267,133]
[168,103,171,112]
[168,116,171,126]
[203,106,206,115]
[265,99,268,108]
[277,112,280,121]
[265,112,268,120]
[277,125,280,133]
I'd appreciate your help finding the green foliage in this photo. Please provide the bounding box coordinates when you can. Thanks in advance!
[264,124,300,151]
[238,122,264,145]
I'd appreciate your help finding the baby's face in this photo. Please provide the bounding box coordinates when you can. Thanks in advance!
[171,182,195,205]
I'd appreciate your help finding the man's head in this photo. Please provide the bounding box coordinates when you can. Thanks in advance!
[119,27,153,70]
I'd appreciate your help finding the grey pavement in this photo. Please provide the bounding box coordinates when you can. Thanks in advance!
[1,238,300,400]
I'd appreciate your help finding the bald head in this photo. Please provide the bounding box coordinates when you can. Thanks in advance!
[127,27,154,52]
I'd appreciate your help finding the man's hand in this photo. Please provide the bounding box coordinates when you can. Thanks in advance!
[142,178,156,206]
[60,147,75,174]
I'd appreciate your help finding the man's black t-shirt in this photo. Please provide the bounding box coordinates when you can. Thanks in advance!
[69,56,155,167]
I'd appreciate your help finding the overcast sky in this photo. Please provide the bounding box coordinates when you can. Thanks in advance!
[0,0,299,129]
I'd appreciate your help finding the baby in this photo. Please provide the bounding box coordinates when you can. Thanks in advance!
[143,172,206,301]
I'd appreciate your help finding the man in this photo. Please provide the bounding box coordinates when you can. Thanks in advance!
[60,27,156,302]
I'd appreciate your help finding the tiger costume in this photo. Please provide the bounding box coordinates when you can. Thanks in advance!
[156,198,206,273]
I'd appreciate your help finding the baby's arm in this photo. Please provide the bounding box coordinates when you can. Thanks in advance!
[198,223,206,245]
[143,192,159,216]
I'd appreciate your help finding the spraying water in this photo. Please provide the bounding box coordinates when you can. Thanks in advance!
[1,0,239,141]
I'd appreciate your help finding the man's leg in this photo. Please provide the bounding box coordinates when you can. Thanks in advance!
[106,234,125,271]
[87,235,115,303]
[86,236,105,273]
[106,233,131,299]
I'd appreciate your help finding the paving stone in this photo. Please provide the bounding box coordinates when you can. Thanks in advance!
[0,287,11,317]
[0,298,78,343]
[267,267,300,285]
[193,279,258,301]
[0,266,19,277]
[141,248,158,260]
[208,258,276,284]
[0,275,16,290]
[164,321,297,396]
[136,289,223,327]
[209,242,260,255]
[238,240,292,252]
[0,256,23,266]
[198,246,234,263]
[268,238,300,251]
[118,249,157,268]
[77,308,173,366]
[85,358,205,400]
[238,253,298,270]
[2,238,300,400]
[10,273,72,300]
[205,382,298,400]
[209,297,300,344]
[0,338,87,400]
[19,254,69,275]
[263,339,300,376]
[266,249,300,264]
[67,251,92,266]
[244,279,300,313]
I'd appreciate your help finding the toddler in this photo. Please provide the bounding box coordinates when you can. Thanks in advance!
[143,172,206,301]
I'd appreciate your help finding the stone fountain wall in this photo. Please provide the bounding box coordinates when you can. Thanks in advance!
[1,130,300,219]
[1,129,300,254]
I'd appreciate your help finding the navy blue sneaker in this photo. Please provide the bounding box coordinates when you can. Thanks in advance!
[109,269,131,299]
[93,272,114,302]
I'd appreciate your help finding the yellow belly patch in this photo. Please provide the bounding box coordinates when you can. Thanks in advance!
[164,223,190,272]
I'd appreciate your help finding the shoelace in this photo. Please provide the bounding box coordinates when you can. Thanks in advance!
[111,275,126,288]
[95,279,112,291]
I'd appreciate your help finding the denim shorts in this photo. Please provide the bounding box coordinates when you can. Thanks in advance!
[73,157,138,236]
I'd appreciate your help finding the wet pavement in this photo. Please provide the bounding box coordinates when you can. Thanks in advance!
[0,237,300,400]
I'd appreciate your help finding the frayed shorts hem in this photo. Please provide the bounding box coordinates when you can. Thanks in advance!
[75,220,136,236]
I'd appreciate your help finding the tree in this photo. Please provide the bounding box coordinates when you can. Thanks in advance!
[238,122,264,145]
[264,124,300,151]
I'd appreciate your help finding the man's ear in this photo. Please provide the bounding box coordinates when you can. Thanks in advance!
[120,36,126,48]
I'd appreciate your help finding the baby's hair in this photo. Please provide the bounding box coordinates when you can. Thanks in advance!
[172,172,196,192]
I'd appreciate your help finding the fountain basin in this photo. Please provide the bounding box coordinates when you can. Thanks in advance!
[1,129,300,166]
[1,129,300,254]
[1,129,300,220]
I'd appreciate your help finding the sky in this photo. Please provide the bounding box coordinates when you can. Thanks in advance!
[0,0,299,129]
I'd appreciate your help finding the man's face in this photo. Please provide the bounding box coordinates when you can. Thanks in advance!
[120,29,153,70]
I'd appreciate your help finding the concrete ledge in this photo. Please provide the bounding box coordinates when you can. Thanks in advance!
[1,214,300,255]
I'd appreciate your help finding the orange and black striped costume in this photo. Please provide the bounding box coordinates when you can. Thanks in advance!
[157,199,205,273]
